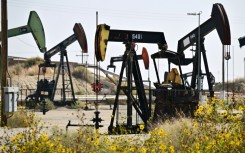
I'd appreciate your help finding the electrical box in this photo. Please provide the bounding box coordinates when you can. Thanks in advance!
[3,87,19,113]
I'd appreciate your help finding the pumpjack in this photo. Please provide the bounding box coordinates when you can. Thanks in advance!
[94,3,231,131]
[153,3,231,120]
[95,24,167,133]
[152,50,199,120]
[0,11,46,81]
[26,23,87,106]
[107,47,149,71]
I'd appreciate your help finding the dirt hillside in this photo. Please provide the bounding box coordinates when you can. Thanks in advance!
[7,57,117,96]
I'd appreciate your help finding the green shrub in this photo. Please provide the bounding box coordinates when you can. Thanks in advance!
[67,101,85,109]
[24,57,44,68]
[26,99,37,109]
[75,90,84,95]
[72,66,93,83]
[36,99,56,111]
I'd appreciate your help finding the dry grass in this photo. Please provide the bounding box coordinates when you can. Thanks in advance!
[26,65,39,76]
[9,63,54,76]
[151,117,195,148]
[7,108,29,128]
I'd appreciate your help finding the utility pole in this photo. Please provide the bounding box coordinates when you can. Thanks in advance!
[1,0,8,127]
[187,11,202,99]
[76,53,88,65]
[197,12,202,98]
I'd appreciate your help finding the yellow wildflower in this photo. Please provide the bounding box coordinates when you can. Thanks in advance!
[139,124,145,130]
[170,145,175,153]
[222,110,228,116]
[129,146,135,152]
[22,146,26,152]
[94,140,99,146]
[11,137,18,143]
[206,98,209,103]
[193,122,198,128]
[229,141,235,145]
[87,137,91,142]
[210,140,216,145]
[141,147,146,153]
[183,128,188,133]
[159,129,164,136]
[128,137,133,142]
[41,134,49,141]
[195,143,200,149]
[225,133,230,139]
[205,145,212,150]
[50,143,54,148]
[218,134,223,139]
[207,107,213,115]
[109,145,116,151]
[159,143,167,151]
[0,146,6,151]
[198,105,204,111]
[238,106,244,111]
[235,141,241,146]
[96,129,99,133]
[106,138,111,144]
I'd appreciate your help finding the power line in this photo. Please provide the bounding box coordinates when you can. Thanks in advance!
[14,37,37,48]
[7,1,207,22]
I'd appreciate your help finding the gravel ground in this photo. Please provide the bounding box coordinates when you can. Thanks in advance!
[0,104,139,138]
[35,105,115,133]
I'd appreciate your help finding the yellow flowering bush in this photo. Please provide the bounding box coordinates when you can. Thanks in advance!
[176,98,245,152]
[0,98,244,153]
[0,113,72,153]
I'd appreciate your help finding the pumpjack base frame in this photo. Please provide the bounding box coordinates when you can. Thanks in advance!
[153,85,199,121]
[108,45,150,134]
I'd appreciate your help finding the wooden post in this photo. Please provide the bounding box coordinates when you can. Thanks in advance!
[1,0,8,127]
